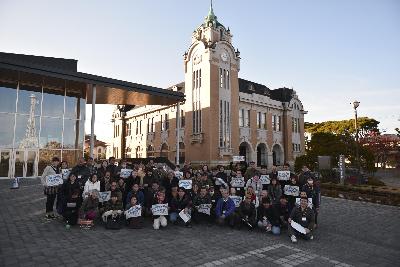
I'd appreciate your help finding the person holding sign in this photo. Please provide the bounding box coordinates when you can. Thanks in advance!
[230,170,245,198]
[152,191,168,230]
[171,187,192,227]
[288,197,315,243]
[245,174,263,197]
[102,191,124,227]
[83,174,101,199]
[41,157,60,219]
[192,187,212,225]
[302,177,320,228]
[125,195,143,229]
[215,189,237,227]
[237,194,257,229]
[285,176,300,214]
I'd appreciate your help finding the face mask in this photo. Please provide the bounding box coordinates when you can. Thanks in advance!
[308,180,313,185]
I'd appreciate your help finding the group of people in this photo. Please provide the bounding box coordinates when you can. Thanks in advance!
[41,157,320,243]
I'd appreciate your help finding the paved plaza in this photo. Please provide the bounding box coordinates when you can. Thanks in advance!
[0,178,399,267]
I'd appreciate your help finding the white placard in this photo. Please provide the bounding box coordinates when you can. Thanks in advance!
[45,174,63,187]
[295,197,313,208]
[120,169,133,178]
[291,220,306,234]
[233,156,245,162]
[215,177,228,187]
[125,205,142,219]
[229,196,242,208]
[98,191,111,203]
[179,209,191,223]
[284,185,300,196]
[61,169,70,180]
[197,204,211,215]
[174,171,183,179]
[151,204,169,216]
[277,171,291,181]
[179,179,192,190]
[260,175,270,185]
[231,177,245,187]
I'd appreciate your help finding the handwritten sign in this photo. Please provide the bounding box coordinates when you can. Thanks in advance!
[260,175,270,185]
[98,191,111,203]
[277,171,291,181]
[151,204,168,216]
[179,209,191,223]
[45,174,63,187]
[233,156,245,162]
[291,220,306,234]
[61,169,70,180]
[179,179,192,190]
[125,205,142,219]
[174,171,183,179]
[231,177,245,187]
[229,196,242,208]
[197,204,211,215]
[284,185,300,196]
[295,197,313,208]
[120,169,133,178]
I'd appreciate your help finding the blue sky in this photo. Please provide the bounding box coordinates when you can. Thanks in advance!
[1,0,399,142]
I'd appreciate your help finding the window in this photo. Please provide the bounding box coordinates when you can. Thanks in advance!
[239,109,244,127]
[219,68,223,88]
[139,120,142,134]
[226,70,230,89]
[273,115,281,131]
[257,112,261,129]
[165,114,169,130]
[199,69,202,88]
[262,113,267,130]
[244,110,250,127]
[219,101,223,147]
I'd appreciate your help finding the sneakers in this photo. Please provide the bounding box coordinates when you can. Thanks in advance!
[310,235,314,240]
[45,214,53,219]
[291,235,297,243]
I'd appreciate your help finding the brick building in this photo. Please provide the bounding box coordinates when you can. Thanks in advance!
[110,4,307,167]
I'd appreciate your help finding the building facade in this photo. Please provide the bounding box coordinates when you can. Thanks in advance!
[111,5,307,167]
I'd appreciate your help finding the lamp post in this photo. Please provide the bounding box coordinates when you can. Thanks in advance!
[352,101,361,174]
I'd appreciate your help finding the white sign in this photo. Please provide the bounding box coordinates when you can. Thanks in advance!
[179,179,192,190]
[197,204,211,215]
[231,177,245,187]
[179,209,191,223]
[229,196,242,208]
[291,220,306,234]
[277,171,291,181]
[260,175,270,185]
[120,169,133,178]
[215,177,228,188]
[284,185,300,196]
[233,156,245,162]
[151,204,169,216]
[296,197,313,208]
[45,174,63,187]
[61,169,70,180]
[174,171,183,179]
[125,205,142,219]
[98,191,111,203]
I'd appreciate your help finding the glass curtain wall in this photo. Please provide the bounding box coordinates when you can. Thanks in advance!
[0,69,86,177]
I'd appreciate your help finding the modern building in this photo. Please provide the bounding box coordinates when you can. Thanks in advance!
[110,4,307,167]
[0,52,184,179]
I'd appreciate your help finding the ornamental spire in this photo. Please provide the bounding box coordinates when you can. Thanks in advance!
[205,0,218,26]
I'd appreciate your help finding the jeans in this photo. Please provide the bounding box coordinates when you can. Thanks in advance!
[169,212,178,222]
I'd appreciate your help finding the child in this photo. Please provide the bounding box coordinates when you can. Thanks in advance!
[80,189,99,221]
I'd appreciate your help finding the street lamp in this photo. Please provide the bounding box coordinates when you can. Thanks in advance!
[352,101,361,174]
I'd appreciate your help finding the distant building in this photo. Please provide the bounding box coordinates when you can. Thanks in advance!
[84,135,107,160]
[110,4,307,167]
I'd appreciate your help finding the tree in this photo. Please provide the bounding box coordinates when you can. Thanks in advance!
[305,117,380,138]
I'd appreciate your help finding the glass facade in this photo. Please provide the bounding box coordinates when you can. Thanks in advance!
[0,72,86,178]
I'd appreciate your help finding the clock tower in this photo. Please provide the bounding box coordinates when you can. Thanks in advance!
[183,2,241,165]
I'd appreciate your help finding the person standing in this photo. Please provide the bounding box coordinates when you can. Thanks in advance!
[41,157,60,219]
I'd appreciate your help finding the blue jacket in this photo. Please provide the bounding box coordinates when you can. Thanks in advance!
[125,190,145,206]
[215,197,236,218]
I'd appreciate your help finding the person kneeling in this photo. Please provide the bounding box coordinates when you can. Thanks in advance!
[102,192,123,229]
[257,197,280,235]
[288,197,315,243]
[152,191,168,230]
[125,195,143,229]
[215,188,237,227]
[237,193,256,229]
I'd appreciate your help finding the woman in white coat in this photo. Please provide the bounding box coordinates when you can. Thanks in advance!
[41,157,60,219]
[83,174,101,198]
